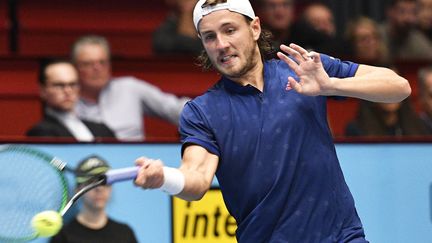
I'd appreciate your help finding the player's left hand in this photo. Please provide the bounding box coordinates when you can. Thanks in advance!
[277,43,334,96]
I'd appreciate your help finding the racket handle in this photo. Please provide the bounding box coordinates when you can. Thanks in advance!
[105,166,140,185]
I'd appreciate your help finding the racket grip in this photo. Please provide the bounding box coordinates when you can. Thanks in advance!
[105,166,140,185]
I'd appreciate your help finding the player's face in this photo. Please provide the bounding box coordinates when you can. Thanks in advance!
[199,10,262,80]
[82,185,112,211]
[74,44,111,94]
[41,63,80,112]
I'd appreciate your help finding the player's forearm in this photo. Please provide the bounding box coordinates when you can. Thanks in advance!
[176,168,212,201]
[330,66,411,103]
[172,145,219,201]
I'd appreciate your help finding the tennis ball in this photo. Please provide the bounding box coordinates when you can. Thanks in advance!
[31,210,63,237]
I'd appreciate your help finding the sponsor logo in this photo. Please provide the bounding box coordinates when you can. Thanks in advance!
[172,188,237,243]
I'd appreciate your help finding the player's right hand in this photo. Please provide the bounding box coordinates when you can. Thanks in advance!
[134,157,165,189]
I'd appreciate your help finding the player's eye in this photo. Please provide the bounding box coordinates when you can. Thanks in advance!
[226,28,236,35]
[204,34,216,42]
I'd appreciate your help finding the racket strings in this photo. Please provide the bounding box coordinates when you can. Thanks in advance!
[0,149,67,241]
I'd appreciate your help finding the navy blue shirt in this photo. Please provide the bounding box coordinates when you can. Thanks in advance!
[180,55,366,242]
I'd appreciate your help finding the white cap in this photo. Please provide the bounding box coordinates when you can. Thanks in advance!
[193,0,256,31]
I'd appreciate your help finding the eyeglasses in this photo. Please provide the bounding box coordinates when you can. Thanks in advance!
[46,82,80,90]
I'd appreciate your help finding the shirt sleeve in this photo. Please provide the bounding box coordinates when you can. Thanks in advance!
[320,53,359,78]
[179,101,220,157]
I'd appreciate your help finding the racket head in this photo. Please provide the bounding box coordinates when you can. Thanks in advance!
[0,145,69,242]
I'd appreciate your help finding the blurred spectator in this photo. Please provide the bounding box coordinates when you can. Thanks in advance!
[72,35,189,141]
[302,3,336,37]
[379,0,432,60]
[50,155,137,243]
[345,16,391,66]
[417,0,432,40]
[345,99,427,137]
[152,0,203,56]
[417,66,432,134]
[256,0,295,52]
[26,60,115,141]
[291,2,344,55]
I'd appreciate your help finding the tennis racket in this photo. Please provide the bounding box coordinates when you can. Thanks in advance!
[0,145,139,242]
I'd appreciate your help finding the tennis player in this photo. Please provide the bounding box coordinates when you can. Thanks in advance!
[134,0,411,242]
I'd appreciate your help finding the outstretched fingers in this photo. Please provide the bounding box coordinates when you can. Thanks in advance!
[307,51,322,64]
[281,44,312,62]
[288,76,302,93]
[277,51,303,92]
[277,50,300,72]
[279,44,312,93]
[288,43,310,59]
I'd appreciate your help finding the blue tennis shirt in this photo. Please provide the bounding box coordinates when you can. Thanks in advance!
[180,55,366,242]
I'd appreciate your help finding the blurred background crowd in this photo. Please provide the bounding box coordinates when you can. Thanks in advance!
[0,0,431,142]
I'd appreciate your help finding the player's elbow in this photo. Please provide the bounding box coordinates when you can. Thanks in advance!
[401,78,412,99]
[395,76,412,102]
[179,190,207,201]
[178,181,211,201]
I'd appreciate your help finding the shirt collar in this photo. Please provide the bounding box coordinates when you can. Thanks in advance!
[222,61,273,94]
[45,107,75,120]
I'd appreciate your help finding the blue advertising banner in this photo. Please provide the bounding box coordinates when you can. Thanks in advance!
[2,143,430,243]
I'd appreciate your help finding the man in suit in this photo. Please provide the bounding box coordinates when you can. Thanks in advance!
[26,60,115,141]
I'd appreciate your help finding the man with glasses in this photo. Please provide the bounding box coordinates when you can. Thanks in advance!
[72,35,190,141]
[26,60,115,141]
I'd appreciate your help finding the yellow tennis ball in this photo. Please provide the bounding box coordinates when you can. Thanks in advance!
[31,210,63,237]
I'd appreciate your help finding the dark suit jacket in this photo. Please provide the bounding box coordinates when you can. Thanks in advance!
[26,114,116,141]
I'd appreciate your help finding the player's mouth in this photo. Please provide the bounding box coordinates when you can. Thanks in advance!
[220,54,237,65]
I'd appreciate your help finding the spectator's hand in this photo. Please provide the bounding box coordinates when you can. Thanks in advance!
[134,157,165,189]
[277,43,334,96]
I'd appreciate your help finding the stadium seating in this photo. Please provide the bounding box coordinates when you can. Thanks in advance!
[17,0,167,57]
[0,57,41,137]
[0,0,428,141]
[327,98,359,137]
[0,0,9,56]
[0,55,426,140]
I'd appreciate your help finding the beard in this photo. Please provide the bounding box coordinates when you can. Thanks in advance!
[212,44,260,80]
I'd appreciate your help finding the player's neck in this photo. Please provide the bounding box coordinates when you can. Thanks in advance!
[232,59,264,92]
[77,209,108,229]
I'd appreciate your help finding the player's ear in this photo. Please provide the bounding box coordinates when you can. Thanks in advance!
[250,17,261,41]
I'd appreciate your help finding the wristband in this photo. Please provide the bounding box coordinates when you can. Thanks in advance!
[160,167,185,195]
